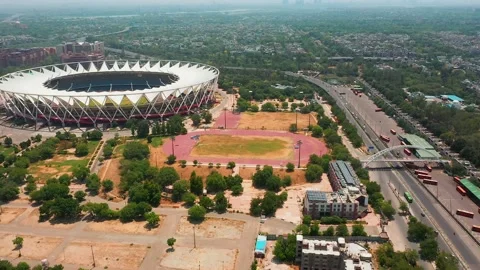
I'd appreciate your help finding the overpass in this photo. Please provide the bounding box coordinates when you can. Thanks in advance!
[361,144,450,167]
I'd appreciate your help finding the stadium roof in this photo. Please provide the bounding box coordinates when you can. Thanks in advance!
[0,60,218,105]
[460,179,480,202]
[400,134,441,159]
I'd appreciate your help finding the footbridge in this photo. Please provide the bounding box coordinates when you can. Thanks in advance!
[361,145,449,168]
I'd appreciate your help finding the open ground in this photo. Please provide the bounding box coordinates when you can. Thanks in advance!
[237,111,316,131]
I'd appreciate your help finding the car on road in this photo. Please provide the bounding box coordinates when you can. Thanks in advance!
[421,213,425,217]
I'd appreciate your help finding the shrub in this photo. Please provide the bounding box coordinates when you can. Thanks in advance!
[286,162,295,172]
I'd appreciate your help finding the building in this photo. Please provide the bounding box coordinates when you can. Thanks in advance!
[303,189,368,219]
[254,235,267,258]
[398,134,441,160]
[328,161,360,192]
[296,236,373,270]
[440,95,464,103]
[56,41,105,63]
[0,48,53,69]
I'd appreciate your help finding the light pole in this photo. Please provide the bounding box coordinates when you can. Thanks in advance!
[171,136,176,156]
[297,140,303,168]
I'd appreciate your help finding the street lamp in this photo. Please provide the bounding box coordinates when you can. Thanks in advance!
[171,136,176,156]
[297,140,303,168]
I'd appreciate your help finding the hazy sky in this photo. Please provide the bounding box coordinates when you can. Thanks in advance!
[1,0,478,6]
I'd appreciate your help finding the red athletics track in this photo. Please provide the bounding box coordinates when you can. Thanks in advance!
[162,129,328,166]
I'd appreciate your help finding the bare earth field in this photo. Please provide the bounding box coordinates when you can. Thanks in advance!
[0,233,62,260]
[239,167,307,185]
[228,180,265,214]
[0,207,26,224]
[160,247,238,270]
[20,209,76,230]
[56,241,148,270]
[238,112,314,131]
[190,134,292,160]
[176,217,245,239]
[99,157,123,200]
[84,219,163,235]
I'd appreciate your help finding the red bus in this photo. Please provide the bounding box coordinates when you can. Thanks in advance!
[424,165,432,172]
[454,176,461,183]
[418,174,432,180]
[390,129,397,135]
[404,149,412,156]
[414,170,429,175]
[380,135,390,142]
[423,179,438,185]
[456,209,474,218]
[472,225,480,233]
[457,186,467,196]
[375,108,382,112]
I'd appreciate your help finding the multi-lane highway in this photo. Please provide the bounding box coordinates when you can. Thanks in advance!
[304,75,480,270]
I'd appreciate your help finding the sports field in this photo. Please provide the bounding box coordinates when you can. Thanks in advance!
[190,135,292,159]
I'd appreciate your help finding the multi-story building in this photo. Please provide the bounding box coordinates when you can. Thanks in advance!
[303,189,368,219]
[296,236,373,270]
[328,161,360,192]
[0,48,53,69]
[56,41,105,63]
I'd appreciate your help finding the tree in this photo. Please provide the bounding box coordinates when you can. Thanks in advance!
[225,175,243,189]
[311,126,323,138]
[75,143,89,157]
[189,172,204,196]
[188,205,206,221]
[273,234,296,262]
[172,180,189,202]
[102,179,114,193]
[87,130,103,141]
[305,164,323,182]
[323,226,335,236]
[261,102,276,112]
[286,162,295,172]
[182,192,197,206]
[250,198,263,217]
[214,192,228,213]
[310,221,320,236]
[86,174,101,194]
[252,165,274,188]
[404,249,420,267]
[4,137,13,147]
[72,166,90,182]
[144,212,160,228]
[156,167,180,187]
[250,260,258,270]
[408,217,436,242]
[74,191,86,202]
[295,224,310,235]
[335,224,349,236]
[202,111,213,124]
[261,191,279,216]
[206,171,227,193]
[419,238,439,261]
[265,175,282,192]
[58,174,71,186]
[15,262,30,270]
[167,154,176,165]
[435,251,459,270]
[119,202,152,222]
[199,196,214,210]
[191,114,202,126]
[49,198,81,219]
[351,224,367,236]
[399,201,409,214]
[24,181,37,194]
[226,161,236,169]
[123,142,150,160]
[381,200,396,220]
[302,215,312,226]
[289,123,298,133]
[103,144,113,159]
[12,236,23,257]
[136,120,150,138]
[167,237,176,250]
[231,184,243,196]
[282,175,292,187]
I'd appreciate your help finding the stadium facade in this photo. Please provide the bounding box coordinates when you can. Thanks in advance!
[0,60,219,126]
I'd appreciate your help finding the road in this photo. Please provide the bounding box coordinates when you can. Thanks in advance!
[305,75,480,269]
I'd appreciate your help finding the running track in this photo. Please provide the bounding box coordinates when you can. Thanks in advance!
[163,129,328,166]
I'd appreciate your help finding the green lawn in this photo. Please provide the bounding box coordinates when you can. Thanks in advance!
[151,137,164,148]
[87,140,100,154]
[49,159,89,168]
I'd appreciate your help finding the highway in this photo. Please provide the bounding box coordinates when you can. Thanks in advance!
[305,75,480,269]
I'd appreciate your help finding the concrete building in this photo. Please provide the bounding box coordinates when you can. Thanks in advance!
[56,41,105,63]
[328,161,360,192]
[303,189,368,219]
[296,236,373,270]
[0,48,53,69]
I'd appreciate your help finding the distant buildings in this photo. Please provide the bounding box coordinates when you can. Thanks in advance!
[295,236,373,270]
[0,48,55,69]
[56,41,105,63]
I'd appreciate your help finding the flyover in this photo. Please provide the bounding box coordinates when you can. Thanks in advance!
[362,144,450,167]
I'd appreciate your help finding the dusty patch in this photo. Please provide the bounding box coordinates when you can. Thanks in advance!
[228,180,265,214]
[0,207,27,224]
[0,233,62,260]
[98,157,124,201]
[160,247,237,270]
[56,241,148,270]
[20,209,76,230]
[84,218,164,235]
[176,217,244,239]
[238,167,307,185]
[191,135,293,160]
[238,112,315,131]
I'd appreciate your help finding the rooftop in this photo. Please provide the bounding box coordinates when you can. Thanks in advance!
[399,134,441,159]
[460,179,480,200]
[441,95,464,102]
[255,235,267,254]
[330,161,360,188]
[306,190,328,202]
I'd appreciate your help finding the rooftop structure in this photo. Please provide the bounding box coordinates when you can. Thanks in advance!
[441,94,464,103]
[303,189,368,219]
[399,134,441,159]
[459,179,480,206]
[328,161,360,191]
[254,235,267,258]
[295,235,373,270]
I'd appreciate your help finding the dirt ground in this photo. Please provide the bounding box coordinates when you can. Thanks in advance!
[238,167,307,185]
[190,134,293,160]
[0,233,62,260]
[0,207,26,224]
[84,218,164,235]
[228,180,265,214]
[260,241,295,270]
[176,217,245,239]
[237,112,315,131]
[20,208,76,230]
[29,164,72,184]
[98,157,124,201]
[56,241,148,270]
[160,247,237,270]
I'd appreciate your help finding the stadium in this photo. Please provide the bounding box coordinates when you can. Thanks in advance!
[0,60,219,126]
